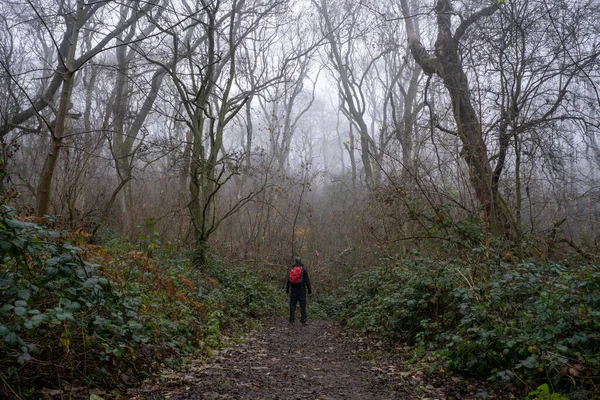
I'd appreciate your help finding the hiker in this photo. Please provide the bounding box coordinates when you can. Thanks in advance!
[286,256,312,325]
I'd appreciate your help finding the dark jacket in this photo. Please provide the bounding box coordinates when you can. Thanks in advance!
[286,263,312,295]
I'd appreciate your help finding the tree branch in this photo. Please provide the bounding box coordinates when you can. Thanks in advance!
[454,3,500,42]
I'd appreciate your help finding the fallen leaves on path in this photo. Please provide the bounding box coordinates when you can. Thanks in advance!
[130,319,506,400]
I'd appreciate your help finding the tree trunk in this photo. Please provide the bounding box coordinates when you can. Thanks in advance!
[244,100,253,170]
[180,130,192,197]
[346,122,357,194]
[399,62,421,178]
[400,0,515,238]
[36,0,84,217]
[315,0,375,187]
[193,237,210,267]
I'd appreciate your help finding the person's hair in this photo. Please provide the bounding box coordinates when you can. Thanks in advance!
[294,256,302,264]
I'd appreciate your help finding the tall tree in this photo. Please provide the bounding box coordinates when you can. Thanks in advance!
[486,0,600,246]
[257,56,318,177]
[107,1,167,235]
[399,0,516,238]
[35,0,86,216]
[312,0,378,188]
[0,0,161,215]
[164,0,291,266]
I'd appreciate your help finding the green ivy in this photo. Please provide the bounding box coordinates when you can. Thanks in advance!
[202,261,282,328]
[341,253,600,397]
[528,384,569,400]
[0,208,218,395]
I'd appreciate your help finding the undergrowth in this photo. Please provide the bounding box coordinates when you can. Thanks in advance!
[0,206,280,398]
[342,255,600,398]
[309,294,343,320]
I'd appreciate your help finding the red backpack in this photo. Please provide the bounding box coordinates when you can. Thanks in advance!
[289,265,304,284]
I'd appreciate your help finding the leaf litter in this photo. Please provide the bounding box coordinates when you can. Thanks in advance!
[130,319,507,399]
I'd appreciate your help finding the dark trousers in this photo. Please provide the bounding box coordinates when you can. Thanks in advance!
[289,291,307,323]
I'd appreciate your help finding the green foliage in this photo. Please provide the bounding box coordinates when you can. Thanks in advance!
[342,256,457,344]
[202,261,283,329]
[0,207,206,391]
[203,310,224,350]
[528,384,570,400]
[341,253,600,397]
[445,263,599,393]
[0,206,281,396]
[137,216,161,254]
[309,294,343,320]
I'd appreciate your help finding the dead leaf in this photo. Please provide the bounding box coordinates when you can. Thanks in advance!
[41,389,63,396]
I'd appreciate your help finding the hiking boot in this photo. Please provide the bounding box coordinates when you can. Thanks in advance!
[301,320,308,326]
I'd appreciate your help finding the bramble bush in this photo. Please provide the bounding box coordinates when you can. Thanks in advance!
[0,206,207,395]
[341,255,457,343]
[341,255,600,398]
[309,294,344,320]
[0,206,281,397]
[445,262,599,398]
[202,260,283,329]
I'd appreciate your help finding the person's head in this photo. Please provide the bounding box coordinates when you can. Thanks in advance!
[294,256,302,265]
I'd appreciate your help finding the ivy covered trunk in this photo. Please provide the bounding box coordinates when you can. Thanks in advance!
[189,138,217,269]
[193,237,210,268]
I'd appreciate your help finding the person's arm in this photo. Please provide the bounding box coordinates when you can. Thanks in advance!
[286,274,290,294]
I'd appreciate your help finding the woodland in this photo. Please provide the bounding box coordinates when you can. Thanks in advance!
[1,0,599,398]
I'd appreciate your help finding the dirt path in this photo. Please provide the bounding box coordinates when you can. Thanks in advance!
[130,319,498,400]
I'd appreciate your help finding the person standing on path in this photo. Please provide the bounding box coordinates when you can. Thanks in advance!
[286,256,312,325]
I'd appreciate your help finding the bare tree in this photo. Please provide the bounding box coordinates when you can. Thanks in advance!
[164,0,292,266]
[106,1,168,235]
[257,58,319,177]
[35,0,86,217]
[399,0,516,238]
[312,0,379,188]
[0,0,162,215]
[487,0,600,250]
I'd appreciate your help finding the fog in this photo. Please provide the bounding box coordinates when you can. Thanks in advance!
[1,0,599,265]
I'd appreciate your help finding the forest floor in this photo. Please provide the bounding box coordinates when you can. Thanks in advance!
[128,319,509,400]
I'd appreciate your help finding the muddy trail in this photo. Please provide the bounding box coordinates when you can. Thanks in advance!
[130,319,502,400]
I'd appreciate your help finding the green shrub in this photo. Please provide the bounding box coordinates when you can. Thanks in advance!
[341,256,458,344]
[0,207,204,395]
[202,261,283,329]
[445,262,600,395]
[0,206,290,397]
[528,384,570,400]
[341,254,600,397]
[309,294,344,320]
